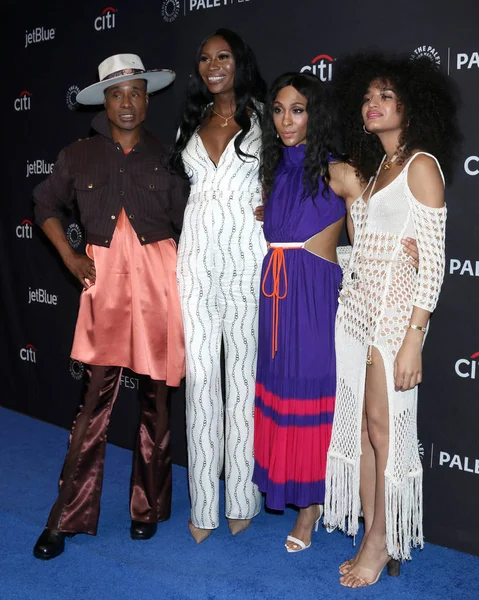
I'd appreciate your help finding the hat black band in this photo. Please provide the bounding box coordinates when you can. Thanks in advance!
[102,68,146,82]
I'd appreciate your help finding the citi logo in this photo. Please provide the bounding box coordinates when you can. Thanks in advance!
[20,344,37,363]
[455,352,479,379]
[26,159,54,178]
[14,91,31,111]
[411,45,441,67]
[457,52,479,70]
[16,219,33,239]
[95,7,116,31]
[300,54,334,81]
[449,259,479,276]
[438,451,479,474]
[29,287,58,306]
[25,26,55,48]
[464,155,478,176]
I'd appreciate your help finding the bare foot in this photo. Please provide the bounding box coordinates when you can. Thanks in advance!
[339,535,368,575]
[285,504,322,552]
[340,539,390,588]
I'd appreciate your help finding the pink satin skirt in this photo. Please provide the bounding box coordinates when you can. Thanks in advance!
[71,210,185,386]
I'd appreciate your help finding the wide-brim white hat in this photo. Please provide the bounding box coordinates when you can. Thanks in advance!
[76,53,175,105]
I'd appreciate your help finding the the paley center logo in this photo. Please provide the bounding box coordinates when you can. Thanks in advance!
[411,45,441,67]
[66,85,81,111]
[94,7,117,31]
[300,54,334,81]
[161,0,180,21]
[66,223,83,248]
[69,359,85,380]
[14,91,31,111]
[455,352,479,380]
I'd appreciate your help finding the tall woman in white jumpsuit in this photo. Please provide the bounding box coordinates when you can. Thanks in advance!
[170,29,267,542]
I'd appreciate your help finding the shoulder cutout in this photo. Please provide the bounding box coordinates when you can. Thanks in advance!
[407,154,445,208]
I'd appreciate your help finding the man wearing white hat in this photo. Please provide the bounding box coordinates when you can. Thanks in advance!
[33,54,189,559]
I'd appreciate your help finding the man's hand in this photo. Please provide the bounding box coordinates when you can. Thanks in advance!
[64,253,96,289]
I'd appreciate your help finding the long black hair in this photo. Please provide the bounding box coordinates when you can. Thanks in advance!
[260,72,335,200]
[170,28,266,177]
[332,52,462,182]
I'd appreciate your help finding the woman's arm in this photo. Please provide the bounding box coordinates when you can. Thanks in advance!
[393,154,446,391]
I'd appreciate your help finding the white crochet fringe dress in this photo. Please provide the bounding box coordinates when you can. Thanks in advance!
[324,152,446,561]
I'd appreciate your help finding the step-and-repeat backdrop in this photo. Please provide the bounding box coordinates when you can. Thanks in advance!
[3,0,478,556]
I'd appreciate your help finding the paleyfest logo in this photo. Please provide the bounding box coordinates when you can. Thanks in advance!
[449,258,479,277]
[455,352,479,380]
[94,7,117,31]
[14,91,31,111]
[300,54,334,81]
[456,51,479,70]
[438,450,479,475]
[66,85,81,111]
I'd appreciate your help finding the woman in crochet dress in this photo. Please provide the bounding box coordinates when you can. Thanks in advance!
[324,53,461,587]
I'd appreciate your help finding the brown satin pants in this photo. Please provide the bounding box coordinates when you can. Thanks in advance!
[46,365,171,535]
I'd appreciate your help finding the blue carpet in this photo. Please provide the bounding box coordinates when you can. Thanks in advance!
[0,407,477,600]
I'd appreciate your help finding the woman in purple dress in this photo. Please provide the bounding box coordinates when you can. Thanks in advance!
[253,73,355,552]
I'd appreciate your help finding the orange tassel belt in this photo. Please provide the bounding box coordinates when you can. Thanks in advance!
[261,243,304,359]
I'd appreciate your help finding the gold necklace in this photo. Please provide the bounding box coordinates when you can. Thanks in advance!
[382,149,401,170]
[211,107,235,128]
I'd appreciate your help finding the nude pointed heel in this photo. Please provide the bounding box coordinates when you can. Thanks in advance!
[188,520,213,544]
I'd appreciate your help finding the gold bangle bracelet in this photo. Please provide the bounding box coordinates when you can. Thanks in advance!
[408,324,427,332]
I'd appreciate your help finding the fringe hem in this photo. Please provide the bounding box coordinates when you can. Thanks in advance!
[323,453,361,537]
[324,454,424,562]
[385,471,424,561]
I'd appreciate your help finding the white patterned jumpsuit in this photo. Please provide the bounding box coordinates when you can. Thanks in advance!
[324,153,446,560]
[177,114,267,529]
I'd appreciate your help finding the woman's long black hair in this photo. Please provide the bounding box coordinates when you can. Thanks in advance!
[170,28,266,177]
[332,52,462,182]
[260,72,335,200]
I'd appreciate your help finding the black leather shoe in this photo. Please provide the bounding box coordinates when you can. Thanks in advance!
[33,529,72,560]
[130,521,157,540]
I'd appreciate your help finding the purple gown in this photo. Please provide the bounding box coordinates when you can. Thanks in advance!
[253,144,346,509]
